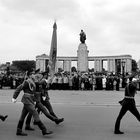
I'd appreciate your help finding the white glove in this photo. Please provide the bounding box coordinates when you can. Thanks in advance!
[12,98,17,103]
[42,96,46,101]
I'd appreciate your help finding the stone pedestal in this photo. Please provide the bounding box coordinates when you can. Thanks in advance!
[77,43,89,72]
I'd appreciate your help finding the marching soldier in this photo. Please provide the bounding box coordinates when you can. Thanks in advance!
[12,70,53,136]
[114,76,140,134]
[25,71,64,129]
[37,72,64,122]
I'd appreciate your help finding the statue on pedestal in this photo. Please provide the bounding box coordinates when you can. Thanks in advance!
[79,30,86,44]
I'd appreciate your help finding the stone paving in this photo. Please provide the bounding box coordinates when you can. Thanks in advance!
[1,89,140,106]
[0,89,140,140]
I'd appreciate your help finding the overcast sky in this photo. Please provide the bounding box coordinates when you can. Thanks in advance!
[0,0,140,64]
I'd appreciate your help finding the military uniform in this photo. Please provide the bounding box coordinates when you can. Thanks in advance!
[40,78,63,120]
[25,77,64,127]
[114,80,140,134]
[12,78,53,136]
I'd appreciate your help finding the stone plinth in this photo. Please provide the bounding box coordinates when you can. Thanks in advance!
[77,43,89,72]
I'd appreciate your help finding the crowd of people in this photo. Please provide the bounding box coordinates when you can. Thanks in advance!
[0,71,140,92]
[46,72,140,91]
[0,73,24,89]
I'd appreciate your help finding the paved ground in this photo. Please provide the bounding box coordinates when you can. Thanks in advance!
[1,89,140,140]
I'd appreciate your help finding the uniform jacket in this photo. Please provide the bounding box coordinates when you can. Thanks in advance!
[13,79,36,105]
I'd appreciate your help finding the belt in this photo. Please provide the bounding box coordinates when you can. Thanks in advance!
[125,96,134,99]
[24,93,34,96]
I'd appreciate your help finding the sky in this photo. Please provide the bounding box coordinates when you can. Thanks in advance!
[0,0,140,64]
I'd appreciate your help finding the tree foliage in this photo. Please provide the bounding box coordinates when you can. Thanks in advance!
[132,59,138,72]
[12,60,35,72]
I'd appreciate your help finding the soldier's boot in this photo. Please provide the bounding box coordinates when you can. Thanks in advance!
[114,130,124,134]
[16,121,27,136]
[38,105,58,122]
[35,121,53,135]
[0,115,8,121]
[114,120,124,134]
[55,118,64,125]
[42,110,64,124]
[49,110,64,124]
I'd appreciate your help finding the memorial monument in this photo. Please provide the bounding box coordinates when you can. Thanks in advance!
[77,30,89,72]
[36,28,132,74]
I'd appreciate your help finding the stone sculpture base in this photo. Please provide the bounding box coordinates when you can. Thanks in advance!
[77,43,89,72]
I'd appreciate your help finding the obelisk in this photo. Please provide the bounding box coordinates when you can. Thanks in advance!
[77,30,89,72]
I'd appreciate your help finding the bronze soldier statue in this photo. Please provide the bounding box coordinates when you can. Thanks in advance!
[80,30,86,43]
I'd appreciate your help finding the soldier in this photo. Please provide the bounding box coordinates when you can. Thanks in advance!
[12,70,53,136]
[25,71,64,129]
[38,72,64,122]
[114,76,140,134]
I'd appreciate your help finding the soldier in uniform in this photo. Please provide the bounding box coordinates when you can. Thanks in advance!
[38,72,64,121]
[12,70,53,136]
[114,76,140,134]
[25,71,64,128]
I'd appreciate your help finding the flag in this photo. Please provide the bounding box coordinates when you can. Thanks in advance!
[49,22,57,77]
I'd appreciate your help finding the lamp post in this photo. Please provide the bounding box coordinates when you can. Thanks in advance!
[6,62,10,76]
[121,60,126,88]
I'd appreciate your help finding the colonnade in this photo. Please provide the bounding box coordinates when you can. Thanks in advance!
[36,54,132,74]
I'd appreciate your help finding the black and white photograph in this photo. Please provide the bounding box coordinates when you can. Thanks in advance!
[0,0,140,140]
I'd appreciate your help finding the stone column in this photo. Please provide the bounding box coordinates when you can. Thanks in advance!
[112,59,115,73]
[99,59,103,71]
[39,59,45,72]
[63,60,71,72]
[107,59,110,72]
[94,59,100,72]
[110,59,113,72]
[107,59,115,73]
[109,59,112,72]
[94,59,97,72]
[126,58,132,73]
[77,43,89,72]
[36,59,40,70]
[97,60,100,71]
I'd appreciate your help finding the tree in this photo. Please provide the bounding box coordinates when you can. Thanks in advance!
[132,59,138,72]
[12,60,35,72]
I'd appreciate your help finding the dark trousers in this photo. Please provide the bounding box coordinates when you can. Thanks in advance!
[19,104,40,123]
[25,94,57,126]
[115,99,140,131]
[17,103,46,132]
[41,99,57,118]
